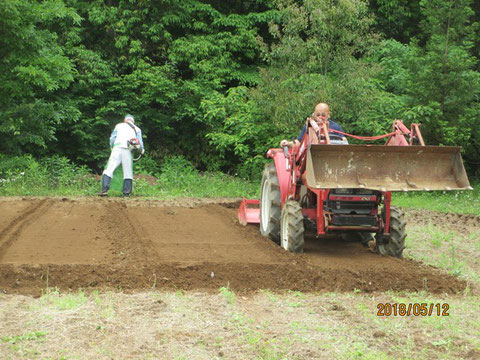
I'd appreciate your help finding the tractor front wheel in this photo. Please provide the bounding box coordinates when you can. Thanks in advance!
[376,206,406,258]
[280,200,304,253]
[260,163,281,244]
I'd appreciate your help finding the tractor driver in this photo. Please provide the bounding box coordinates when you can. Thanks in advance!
[279,103,347,147]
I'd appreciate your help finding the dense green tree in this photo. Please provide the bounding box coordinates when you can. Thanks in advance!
[369,0,422,42]
[0,0,80,155]
[1,0,479,176]
[410,0,479,143]
[371,0,479,172]
[201,86,279,177]
[55,0,277,170]
[249,0,382,136]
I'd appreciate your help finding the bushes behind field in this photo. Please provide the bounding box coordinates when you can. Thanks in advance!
[0,155,259,198]
[0,155,97,196]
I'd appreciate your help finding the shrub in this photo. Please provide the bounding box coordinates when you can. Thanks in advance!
[0,155,97,195]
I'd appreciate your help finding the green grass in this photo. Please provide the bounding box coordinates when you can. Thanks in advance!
[227,310,289,360]
[0,154,98,196]
[1,331,46,344]
[1,154,476,206]
[1,289,479,359]
[219,285,236,305]
[29,288,89,311]
[405,224,480,284]
[1,331,47,359]
[0,154,260,198]
[133,171,259,198]
[393,181,479,214]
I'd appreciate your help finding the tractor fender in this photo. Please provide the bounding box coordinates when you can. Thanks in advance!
[266,149,291,206]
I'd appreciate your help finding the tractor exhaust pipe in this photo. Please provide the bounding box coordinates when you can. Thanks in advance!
[305,145,471,191]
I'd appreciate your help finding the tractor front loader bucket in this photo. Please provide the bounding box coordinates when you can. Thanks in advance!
[305,145,471,191]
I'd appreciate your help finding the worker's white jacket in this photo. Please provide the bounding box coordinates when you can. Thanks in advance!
[110,122,144,150]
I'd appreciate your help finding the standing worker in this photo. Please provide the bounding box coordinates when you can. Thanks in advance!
[98,114,145,197]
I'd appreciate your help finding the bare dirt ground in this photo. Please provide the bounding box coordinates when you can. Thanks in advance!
[1,197,479,359]
[406,209,480,234]
[0,197,471,296]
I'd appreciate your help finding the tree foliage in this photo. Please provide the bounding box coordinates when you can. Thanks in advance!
[369,0,422,42]
[369,0,480,171]
[0,0,79,155]
[1,0,479,176]
[251,0,385,136]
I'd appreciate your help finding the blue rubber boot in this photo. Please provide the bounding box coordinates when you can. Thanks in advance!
[122,178,133,197]
[98,175,111,196]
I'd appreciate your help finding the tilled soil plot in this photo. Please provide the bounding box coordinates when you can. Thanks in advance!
[0,197,468,295]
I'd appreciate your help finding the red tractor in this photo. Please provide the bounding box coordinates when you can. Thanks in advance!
[238,120,471,257]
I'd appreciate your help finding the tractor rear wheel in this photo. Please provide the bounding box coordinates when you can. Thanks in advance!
[376,206,406,258]
[260,163,281,244]
[280,200,304,253]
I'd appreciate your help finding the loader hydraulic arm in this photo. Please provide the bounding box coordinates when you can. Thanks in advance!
[385,120,425,146]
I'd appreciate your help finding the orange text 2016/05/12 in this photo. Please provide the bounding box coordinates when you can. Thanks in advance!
[377,303,450,317]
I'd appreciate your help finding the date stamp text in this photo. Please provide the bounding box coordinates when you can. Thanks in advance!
[377,303,450,317]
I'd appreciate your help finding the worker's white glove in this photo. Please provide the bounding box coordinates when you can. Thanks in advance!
[141,148,145,155]
[280,140,299,148]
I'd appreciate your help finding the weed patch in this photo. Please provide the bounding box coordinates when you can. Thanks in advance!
[219,285,236,305]
[0,154,259,198]
[2,331,46,344]
[406,224,480,285]
[1,291,479,359]
[36,288,88,311]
